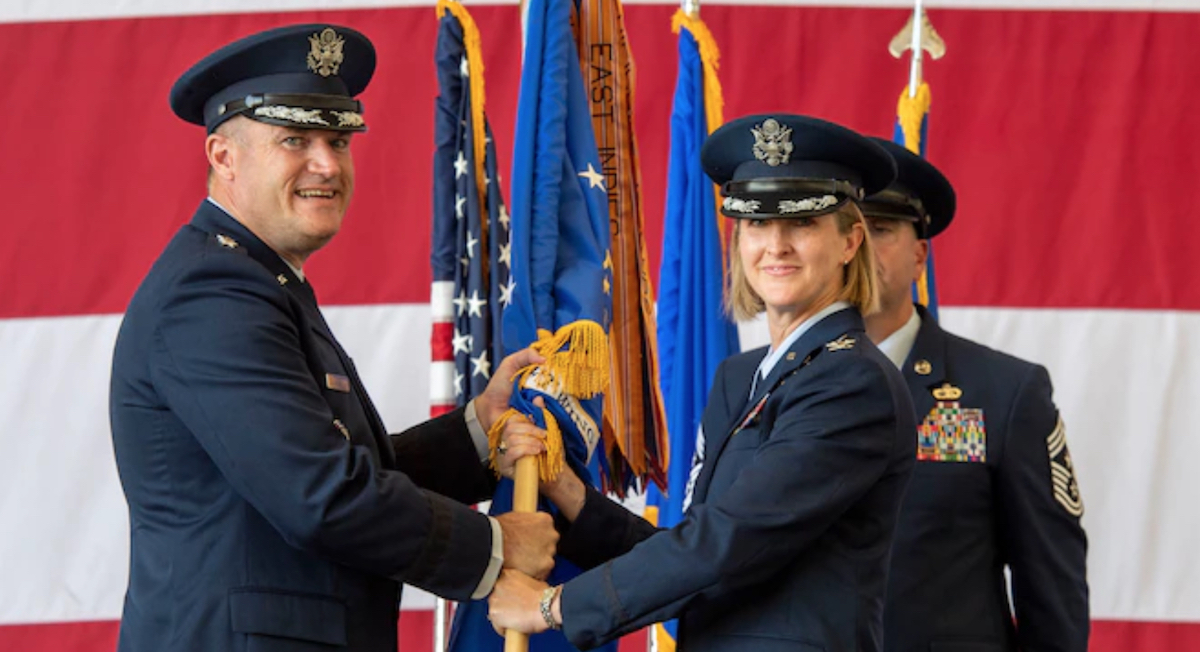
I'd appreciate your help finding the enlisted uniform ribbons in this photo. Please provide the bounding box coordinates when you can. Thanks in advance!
[916,383,987,463]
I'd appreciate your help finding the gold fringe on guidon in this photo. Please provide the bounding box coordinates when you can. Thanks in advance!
[671,9,730,282]
[485,321,609,483]
[895,81,933,307]
[487,406,565,483]
[435,0,489,210]
[529,322,611,399]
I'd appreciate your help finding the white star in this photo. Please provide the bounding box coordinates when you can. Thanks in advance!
[452,329,472,355]
[467,290,487,318]
[498,204,510,230]
[454,151,469,178]
[452,289,467,317]
[466,232,479,259]
[499,241,511,267]
[471,351,491,378]
[578,163,605,190]
[455,194,466,220]
[483,174,491,187]
[460,256,470,272]
[499,277,516,307]
[454,372,464,396]
[460,56,469,78]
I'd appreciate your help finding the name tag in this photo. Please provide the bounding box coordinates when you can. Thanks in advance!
[325,373,351,393]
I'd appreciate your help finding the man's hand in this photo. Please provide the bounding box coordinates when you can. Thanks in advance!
[495,511,558,580]
[487,569,550,636]
[476,348,545,432]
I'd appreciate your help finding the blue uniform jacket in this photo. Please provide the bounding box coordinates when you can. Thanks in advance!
[555,308,917,652]
[110,201,496,651]
[883,306,1089,652]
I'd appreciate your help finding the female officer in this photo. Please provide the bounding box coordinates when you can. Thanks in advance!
[488,114,917,652]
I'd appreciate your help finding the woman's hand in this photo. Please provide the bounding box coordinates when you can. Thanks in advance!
[487,569,552,635]
[494,408,549,480]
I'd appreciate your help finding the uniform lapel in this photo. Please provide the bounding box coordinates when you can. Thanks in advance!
[693,308,863,506]
[902,304,949,421]
[190,201,396,466]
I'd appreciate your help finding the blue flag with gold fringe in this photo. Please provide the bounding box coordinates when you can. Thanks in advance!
[644,11,738,652]
[447,0,614,648]
[894,82,939,319]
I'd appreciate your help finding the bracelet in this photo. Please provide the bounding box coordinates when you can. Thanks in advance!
[539,585,562,631]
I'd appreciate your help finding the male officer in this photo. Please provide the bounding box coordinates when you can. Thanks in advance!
[860,138,1089,651]
[110,24,556,651]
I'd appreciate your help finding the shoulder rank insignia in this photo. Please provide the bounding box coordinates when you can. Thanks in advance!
[215,234,239,249]
[917,383,986,463]
[1047,418,1084,517]
[307,28,345,77]
[751,118,793,167]
[825,335,856,352]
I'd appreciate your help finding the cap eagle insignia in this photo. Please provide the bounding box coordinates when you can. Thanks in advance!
[752,119,793,167]
[307,28,345,77]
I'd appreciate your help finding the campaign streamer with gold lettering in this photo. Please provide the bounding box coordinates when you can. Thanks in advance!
[576,0,669,494]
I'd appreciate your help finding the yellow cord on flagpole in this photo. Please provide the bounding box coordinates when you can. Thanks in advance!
[896,81,932,307]
[437,0,489,209]
[895,81,931,156]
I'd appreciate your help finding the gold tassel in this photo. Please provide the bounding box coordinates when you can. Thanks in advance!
[895,82,932,156]
[528,322,611,399]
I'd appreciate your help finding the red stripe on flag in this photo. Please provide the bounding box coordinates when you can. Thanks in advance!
[431,321,455,361]
[2,7,1198,317]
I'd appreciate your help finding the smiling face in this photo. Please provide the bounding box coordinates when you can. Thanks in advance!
[735,212,864,325]
[206,117,355,267]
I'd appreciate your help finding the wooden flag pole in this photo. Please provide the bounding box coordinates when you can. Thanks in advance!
[503,456,540,652]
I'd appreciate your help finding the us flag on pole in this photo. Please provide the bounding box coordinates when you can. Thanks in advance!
[429,0,511,416]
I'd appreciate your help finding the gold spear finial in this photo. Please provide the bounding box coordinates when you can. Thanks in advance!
[889,2,946,96]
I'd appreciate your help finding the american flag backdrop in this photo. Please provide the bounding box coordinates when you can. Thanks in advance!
[2,1,1200,651]
[429,0,511,418]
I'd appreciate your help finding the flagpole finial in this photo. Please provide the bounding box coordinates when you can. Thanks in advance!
[889,2,945,97]
[682,0,699,17]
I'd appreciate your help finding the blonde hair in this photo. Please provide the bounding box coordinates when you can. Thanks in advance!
[726,201,880,321]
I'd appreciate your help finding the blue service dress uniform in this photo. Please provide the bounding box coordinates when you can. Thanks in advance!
[883,305,1089,652]
[554,308,917,652]
[110,201,497,651]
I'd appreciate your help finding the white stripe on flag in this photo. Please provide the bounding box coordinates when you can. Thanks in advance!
[4,305,1200,623]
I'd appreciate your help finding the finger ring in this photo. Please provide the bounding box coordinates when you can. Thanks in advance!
[497,443,509,455]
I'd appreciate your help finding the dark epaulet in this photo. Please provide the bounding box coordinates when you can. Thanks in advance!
[208,232,248,256]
